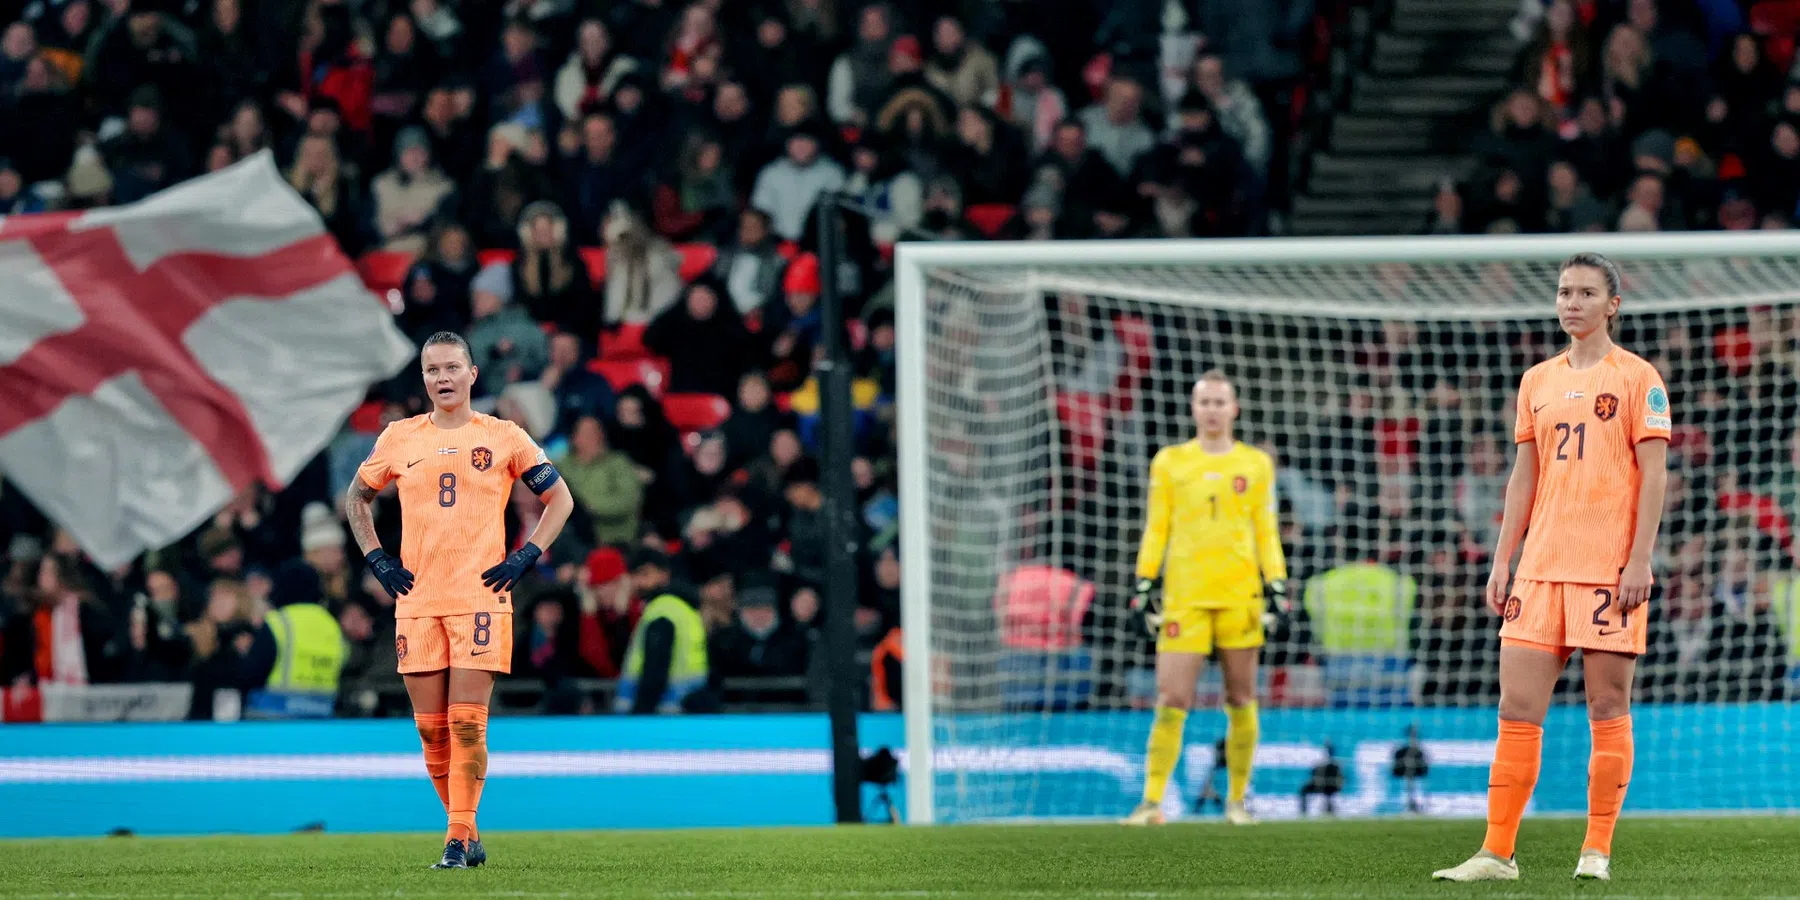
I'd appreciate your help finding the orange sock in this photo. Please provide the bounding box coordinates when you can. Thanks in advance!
[1584,715,1633,856]
[446,703,490,843]
[1481,719,1543,860]
[414,713,451,813]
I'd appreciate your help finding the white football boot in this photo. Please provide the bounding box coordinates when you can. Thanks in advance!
[1224,801,1255,826]
[1121,801,1164,826]
[1573,849,1611,881]
[1432,849,1521,882]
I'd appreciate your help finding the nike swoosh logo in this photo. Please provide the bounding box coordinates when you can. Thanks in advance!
[407,459,424,468]
[471,650,490,656]
[1532,404,1550,414]
[1598,629,1623,636]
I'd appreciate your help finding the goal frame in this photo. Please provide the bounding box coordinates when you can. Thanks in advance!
[893,231,1800,825]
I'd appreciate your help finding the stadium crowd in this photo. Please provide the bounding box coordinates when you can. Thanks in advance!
[1436,0,1800,235]
[0,0,1317,718]
[0,0,1797,720]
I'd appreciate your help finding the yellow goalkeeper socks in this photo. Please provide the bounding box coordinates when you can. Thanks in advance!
[1225,702,1259,804]
[1142,706,1188,804]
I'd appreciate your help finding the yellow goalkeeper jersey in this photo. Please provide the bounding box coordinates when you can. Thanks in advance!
[1134,440,1287,608]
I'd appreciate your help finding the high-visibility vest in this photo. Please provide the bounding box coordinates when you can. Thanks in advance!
[871,628,903,711]
[265,603,347,696]
[1303,563,1417,654]
[615,594,709,713]
[1769,575,1800,663]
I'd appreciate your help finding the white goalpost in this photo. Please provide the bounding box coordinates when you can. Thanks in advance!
[896,233,1800,826]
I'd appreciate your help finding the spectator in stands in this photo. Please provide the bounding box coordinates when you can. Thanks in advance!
[827,3,893,129]
[843,138,923,248]
[925,16,998,109]
[651,132,736,244]
[540,333,616,438]
[468,262,549,389]
[752,126,846,243]
[463,123,554,251]
[711,573,808,682]
[764,254,822,391]
[371,127,454,254]
[645,278,751,397]
[1474,89,1559,197]
[2,554,116,686]
[711,208,788,319]
[1079,76,1155,179]
[4,56,79,188]
[100,85,192,204]
[394,260,460,344]
[721,371,791,472]
[1187,54,1270,182]
[559,414,642,547]
[615,545,712,714]
[985,37,1065,154]
[556,19,634,121]
[84,0,201,129]
[1135,93,1249,237]
[1511,0,1589,125]
[284,133,362,256]
[609,385,681,488]
[1038,119,1121,237]
[600,201,684,326]
[777,456,834,587]
[948,105,1027,206]
[510,199,595,337]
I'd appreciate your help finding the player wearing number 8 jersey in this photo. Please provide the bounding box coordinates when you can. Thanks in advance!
[347,331,575,870]
[1435,254,1669,885]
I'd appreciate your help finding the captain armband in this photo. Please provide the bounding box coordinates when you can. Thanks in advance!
[522,462,561,495]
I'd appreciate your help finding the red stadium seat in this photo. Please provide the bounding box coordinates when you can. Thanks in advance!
[349,401,385,433]
[357,250,414,292]
[1769,33,1797,72]
[587,357,669,396]
[478,249,516,268]
[1751,0,1800,36]
[677,244,718,281]
[966,203,1016,238]
[579,247,608,285]
[661,392,732,433]
[601,323,651,360]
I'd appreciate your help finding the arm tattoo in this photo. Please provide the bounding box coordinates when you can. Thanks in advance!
[345,480,381,554]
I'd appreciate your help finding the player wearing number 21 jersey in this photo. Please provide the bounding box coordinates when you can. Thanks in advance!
[348,331,574,871]
[1435,253,1668,885]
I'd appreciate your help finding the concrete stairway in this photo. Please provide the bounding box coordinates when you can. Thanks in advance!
[1292,0,1521,236]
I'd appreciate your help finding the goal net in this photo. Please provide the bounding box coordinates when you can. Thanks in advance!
[895,234,1800,825]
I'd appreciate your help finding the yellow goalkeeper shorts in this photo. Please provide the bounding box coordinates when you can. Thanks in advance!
[1157,604,1263,655]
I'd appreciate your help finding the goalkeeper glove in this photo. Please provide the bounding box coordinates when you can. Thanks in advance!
[1129,578,1162,638]
[482,542,543,592]
[1262,579,1292,631]
[365,548,414,599]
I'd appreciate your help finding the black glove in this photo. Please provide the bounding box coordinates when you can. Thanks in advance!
[365,548,414,598]
[481,542,543,592]
[1262,579,1291,631]
[1129,578,1162,638]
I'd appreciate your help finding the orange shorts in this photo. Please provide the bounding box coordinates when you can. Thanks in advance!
[395,613,513,675]
[1499,579,1646,656]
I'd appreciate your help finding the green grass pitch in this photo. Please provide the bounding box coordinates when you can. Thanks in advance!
[4,817,1797,899]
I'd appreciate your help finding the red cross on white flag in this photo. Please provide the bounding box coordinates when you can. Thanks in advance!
[0,151,414,567]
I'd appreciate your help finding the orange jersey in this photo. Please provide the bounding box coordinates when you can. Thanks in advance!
[357,413,546,618]
[1513,347,1671,584]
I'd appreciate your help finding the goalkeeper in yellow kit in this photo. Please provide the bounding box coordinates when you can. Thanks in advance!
[1125,370,1289,826]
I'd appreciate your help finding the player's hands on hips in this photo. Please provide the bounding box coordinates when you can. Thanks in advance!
[365,549,414,598]
[1262,580,1291,631]
[1618,558,1653,613]
[482,542,543,592]
[1129,578,1162,637]
[1485,565,1509,618]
